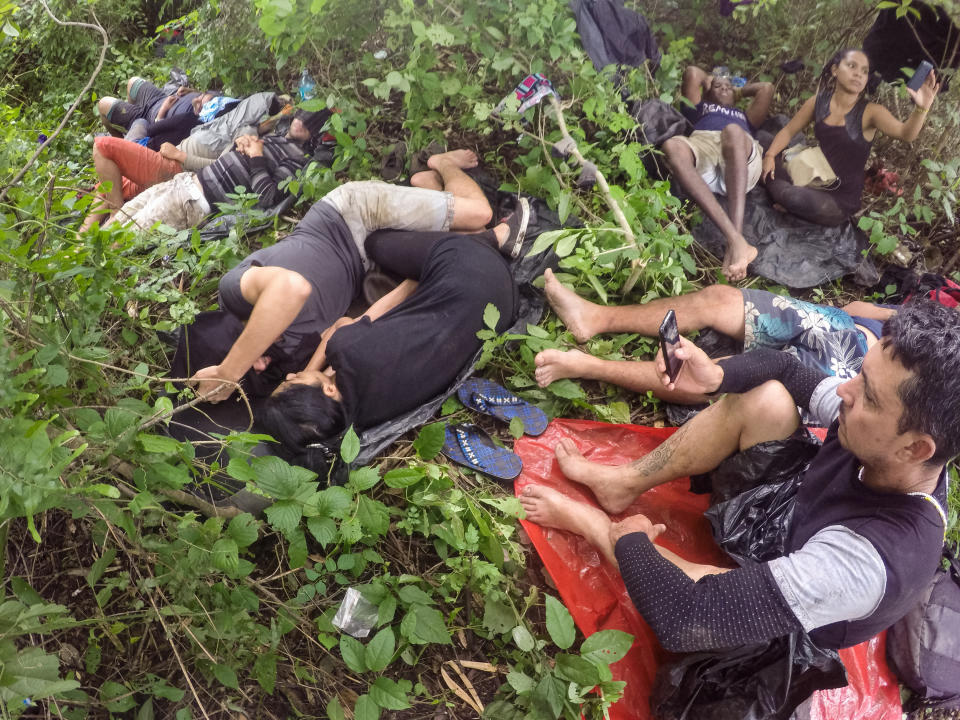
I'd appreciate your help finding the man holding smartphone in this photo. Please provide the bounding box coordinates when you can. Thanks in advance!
[521,300,956,654]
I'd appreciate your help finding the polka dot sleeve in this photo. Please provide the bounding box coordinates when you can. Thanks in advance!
[614,532,803,652]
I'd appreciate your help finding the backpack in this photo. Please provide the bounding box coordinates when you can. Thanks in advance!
[886,543,960,710]
[905,273,960,309]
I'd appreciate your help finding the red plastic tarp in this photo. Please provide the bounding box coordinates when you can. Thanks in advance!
[514,418,901,720]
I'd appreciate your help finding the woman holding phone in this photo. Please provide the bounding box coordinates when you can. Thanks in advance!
[762,48,940,226]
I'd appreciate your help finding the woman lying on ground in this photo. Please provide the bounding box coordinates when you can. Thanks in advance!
[259,213,530,469]
[762,47,939,226]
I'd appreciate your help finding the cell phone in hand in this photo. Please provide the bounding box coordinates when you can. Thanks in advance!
[907,60,934,92]
[659,309,683,384]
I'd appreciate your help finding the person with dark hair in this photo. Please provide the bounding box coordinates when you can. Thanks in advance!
[521,298,956,654]
[189,149,524,410]
[762,48,940,225]
[662,65,774,281]
[80,108,333,231]
[96,76,201,135]
[533,269,896,403]
[259,218,525,465]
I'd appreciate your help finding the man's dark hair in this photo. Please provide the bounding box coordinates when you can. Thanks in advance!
[882,299,960,464]
[261,385,346,470]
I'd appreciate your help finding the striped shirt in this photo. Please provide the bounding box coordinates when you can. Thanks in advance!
[197,135,309,210]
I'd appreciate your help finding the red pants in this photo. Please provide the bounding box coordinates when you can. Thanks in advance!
[93,136,183,200]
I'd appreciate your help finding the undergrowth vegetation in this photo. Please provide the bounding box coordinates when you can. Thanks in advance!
[0,0,958,717]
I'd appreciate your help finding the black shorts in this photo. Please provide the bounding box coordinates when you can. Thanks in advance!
[107,79,167,129]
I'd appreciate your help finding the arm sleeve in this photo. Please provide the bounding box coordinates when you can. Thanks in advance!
[767,525,886,632]
[715,349,830,409]
[614,533,802,652]
[143,113,196,137]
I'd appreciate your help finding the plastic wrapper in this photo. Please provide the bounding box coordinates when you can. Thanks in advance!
[332,587,379,638]
[514,419,901,720]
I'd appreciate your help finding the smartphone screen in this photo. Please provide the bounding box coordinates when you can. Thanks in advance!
[658,309,683,383]
[907,60,933,92]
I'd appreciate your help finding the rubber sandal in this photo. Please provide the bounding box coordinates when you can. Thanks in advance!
[458,378,548,436]
[380,141,407,181]
[442,423,522,482]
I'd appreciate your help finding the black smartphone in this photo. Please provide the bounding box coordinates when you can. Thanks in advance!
[658,309,683,384]
[907,60,934,91]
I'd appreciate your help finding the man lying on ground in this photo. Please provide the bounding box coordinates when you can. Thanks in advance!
[80,109,331,232]
[121,90,219,151]
[521,299,955,652]
[534,269,896,404]
[662,66,773,280]
[189,149,529,414]
[97,76,201,136]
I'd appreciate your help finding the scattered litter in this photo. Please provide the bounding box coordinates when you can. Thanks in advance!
[332,587,378,638]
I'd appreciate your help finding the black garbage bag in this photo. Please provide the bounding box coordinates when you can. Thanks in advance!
[706,479,801,566]
[690,187,876,289]
[652,631,848,720]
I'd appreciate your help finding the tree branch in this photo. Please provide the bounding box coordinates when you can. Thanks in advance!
[0,1,108,202]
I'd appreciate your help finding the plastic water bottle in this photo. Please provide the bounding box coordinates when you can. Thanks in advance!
[299,69,316,101]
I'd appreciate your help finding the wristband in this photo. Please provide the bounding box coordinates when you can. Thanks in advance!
[913,106,929,114]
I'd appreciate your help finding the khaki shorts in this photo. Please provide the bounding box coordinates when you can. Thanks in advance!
[116,172,211,230]
[322,181,455,268]
[675,129,762,195]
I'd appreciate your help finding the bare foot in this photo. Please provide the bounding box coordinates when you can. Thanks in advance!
[520,484,612,540]
[722,238,758,282]
[554,438,639,514]
[427,149,478,171]
[543,268,601,343]
[534,348,594,387]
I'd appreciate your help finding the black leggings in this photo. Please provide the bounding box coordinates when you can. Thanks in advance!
[764,154,849,227]
[364,228,498,280]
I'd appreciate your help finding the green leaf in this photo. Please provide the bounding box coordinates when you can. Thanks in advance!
[138,433,183,454]
[555,232,578,257]
[347,466,380,492]
[482,598,515,634]
[370,677,412,710]
[557,190,572,224]
[264,499,302,535]
[511,624,536,652]
[101,680,136,712]
[506,669,536,694]
[483,303,501,331]
[287,528,308,569]
[413,422,445,460]
[528,229,568,257]
[397,585,435,606]
[353,694,380,720]
[581,629,634,666]
[400,604,450,645]
[307,516,337,548]
[544,595,576,649]
[227,513,259,548]
[211,538,239,575]
[253,652,277,693]
[554,653,601,685]
[356,496,390,537]
[383,466,425,488]
[546,378,585,399]
[340,634,367,673]
[508,416,525,440]
[364,627,395,672]
[326,697,346,720]
[341,426,360,464]
[212,663,238,689]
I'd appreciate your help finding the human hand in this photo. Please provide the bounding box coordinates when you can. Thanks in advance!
[175,86,191,97]
[190,365,239,403]
[609,513,666,545]
[908,69,940,111]
[239,137,264,158]
[762,153,776,182]
[159,142,185,163]
[654,336,723,394]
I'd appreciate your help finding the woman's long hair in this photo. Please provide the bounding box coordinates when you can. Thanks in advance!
[818,47,879,97]
[261,385,346,473]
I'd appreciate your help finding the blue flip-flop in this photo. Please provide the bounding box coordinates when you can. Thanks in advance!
[458,378,548,436]
[442,423,522,482]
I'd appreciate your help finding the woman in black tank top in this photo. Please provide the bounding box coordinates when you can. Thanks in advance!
[760,48,940,226]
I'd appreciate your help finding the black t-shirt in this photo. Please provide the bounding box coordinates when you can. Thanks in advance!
[168,92,200,117]
[326,235,516,430]
[218,200,362,362]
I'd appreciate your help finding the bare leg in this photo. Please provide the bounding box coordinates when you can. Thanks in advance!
[410,170,443,190]
[544,269,746,343]
[555,380,801,512]
[719,125,757,280]
[662,137,757,281]
[534,348,712,402]
[426,150,492,230]
[520,486,618,565]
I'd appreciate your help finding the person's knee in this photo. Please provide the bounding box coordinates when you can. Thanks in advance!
[698,284,742,309]
[126,76,142,97]
[732,380,800,443]
[662,137,689,165]
[720,125,749,154]
[97,98,116,120]
[682,65,701,84]
[458,198,493,230]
